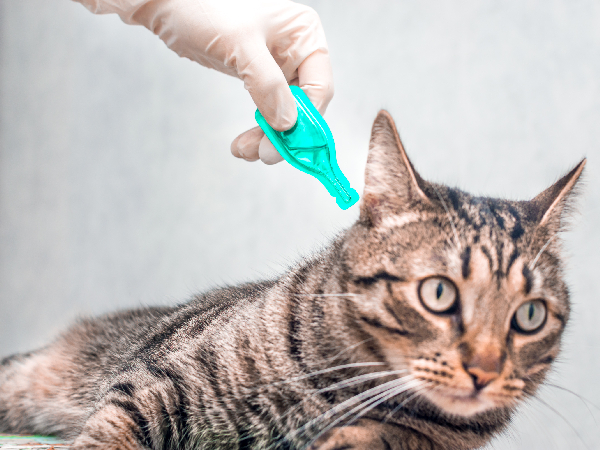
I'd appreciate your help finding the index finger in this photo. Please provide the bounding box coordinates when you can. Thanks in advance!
[297,49,334,115]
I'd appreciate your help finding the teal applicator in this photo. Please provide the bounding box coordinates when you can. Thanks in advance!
[255,86,359,210]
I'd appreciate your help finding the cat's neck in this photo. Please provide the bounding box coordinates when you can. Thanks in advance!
[240,240,384,386]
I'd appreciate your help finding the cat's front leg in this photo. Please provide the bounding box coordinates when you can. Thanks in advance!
[309,419,434,450]
[72,400,150,450]
[71,375,177,450]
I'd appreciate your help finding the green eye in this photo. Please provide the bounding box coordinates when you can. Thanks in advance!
[419,277,458,313]
[513,300,547,333]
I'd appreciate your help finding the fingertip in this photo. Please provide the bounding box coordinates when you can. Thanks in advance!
[231,127,263,162]
[230,134,243,158]
[259,135,284,165]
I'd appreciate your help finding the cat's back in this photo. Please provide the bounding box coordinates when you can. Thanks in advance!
[49,278,276,374]
[124,279,276,360]
[0,279,275,437]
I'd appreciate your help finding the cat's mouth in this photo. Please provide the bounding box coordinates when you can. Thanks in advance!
[422,385,503,417]
[439,388,487,401]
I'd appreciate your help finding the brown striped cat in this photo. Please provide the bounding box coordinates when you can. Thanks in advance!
[0,111,585,450]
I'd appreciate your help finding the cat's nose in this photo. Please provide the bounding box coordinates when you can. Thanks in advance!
[465,366,499,390]
[461,348,504,391]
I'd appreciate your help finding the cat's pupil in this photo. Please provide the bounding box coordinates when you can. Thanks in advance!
[528,303,535,321]
[436,282,443,299]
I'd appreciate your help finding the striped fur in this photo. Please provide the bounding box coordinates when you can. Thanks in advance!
[0,111,584,450]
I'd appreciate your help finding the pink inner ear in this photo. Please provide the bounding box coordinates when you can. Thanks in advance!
[362,111,433,223]
[360,193,383,227]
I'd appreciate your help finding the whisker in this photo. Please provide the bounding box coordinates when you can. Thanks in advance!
[431,184,461,251]
[319,370,408,394]
[302,378,417,449]
[525,374,600,428]
[325,337,375,363]
[383,382,436,422]
[279,369,408,420]
[529,235,556,270]
[544,383,600,425]
[286,377,412,446]
[261,362,386,388]
[345,379,426,428]
[533,396,591,450]
[504,398,553,450]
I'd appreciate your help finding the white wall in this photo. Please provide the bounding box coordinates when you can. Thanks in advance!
[1,1,599,448]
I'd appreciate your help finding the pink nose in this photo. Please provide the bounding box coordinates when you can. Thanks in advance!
[462,349,503,391]
[465,366,499,390]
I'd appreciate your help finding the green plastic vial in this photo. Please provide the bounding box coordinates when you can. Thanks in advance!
[255,86,359,210]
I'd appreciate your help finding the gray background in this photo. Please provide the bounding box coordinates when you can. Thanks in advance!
[1,1,599,448]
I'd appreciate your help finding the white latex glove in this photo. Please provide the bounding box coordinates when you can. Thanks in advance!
[74,0,334,164]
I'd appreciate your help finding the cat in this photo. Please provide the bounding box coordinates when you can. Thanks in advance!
[0,111,585,450]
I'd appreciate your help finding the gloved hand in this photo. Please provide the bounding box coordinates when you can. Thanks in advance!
[74,0,334,164]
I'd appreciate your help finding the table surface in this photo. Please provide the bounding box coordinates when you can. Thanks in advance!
[0,435,70,449]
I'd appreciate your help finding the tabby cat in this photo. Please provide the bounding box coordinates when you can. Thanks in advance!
[0,111,585,450]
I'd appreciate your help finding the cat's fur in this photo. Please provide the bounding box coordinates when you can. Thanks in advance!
[0,111,585,450]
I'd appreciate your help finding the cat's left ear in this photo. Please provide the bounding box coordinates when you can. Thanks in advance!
[360,110,432,227]
[528,159,586,231]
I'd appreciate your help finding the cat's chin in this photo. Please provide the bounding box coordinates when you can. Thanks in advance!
[421,388,505,417]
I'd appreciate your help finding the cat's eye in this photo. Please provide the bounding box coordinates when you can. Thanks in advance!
[419,277,458,313]
[512,300,547,333]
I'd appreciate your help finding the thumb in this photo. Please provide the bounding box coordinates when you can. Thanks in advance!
[239,46,297,131]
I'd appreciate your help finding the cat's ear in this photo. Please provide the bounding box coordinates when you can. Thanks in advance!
[360,110,431,227]
[527,159,586,231]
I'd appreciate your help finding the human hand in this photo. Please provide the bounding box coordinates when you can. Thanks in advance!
[75,0,334,164]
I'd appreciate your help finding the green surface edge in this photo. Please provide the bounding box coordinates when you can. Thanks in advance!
[0,436,56,439]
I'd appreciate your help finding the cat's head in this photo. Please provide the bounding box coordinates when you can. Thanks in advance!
[342,111,584,418]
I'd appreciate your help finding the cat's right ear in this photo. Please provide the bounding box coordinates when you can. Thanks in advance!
[360,110,431,227]
[527,158,586,232]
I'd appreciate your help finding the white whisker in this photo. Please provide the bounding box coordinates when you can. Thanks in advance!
[345,379,425,427]
[262,362,386,388]
[279,369,408,420]
[383,382,436,422]
[529,235,556,270]
[533,396,591,450]
[303,378,421,449]
[288,377,411,445]
[325,338,374,363]
[544,383,600,421]
[319,370,408,393]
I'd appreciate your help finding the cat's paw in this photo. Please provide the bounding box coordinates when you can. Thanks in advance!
[308,426,391,450]
[308,419,433,450]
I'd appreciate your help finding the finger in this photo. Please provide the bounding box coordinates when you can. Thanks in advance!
[230,126,263,162]
[297,49,334,115]
[239,46,298,131]
[259,135,284,165]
